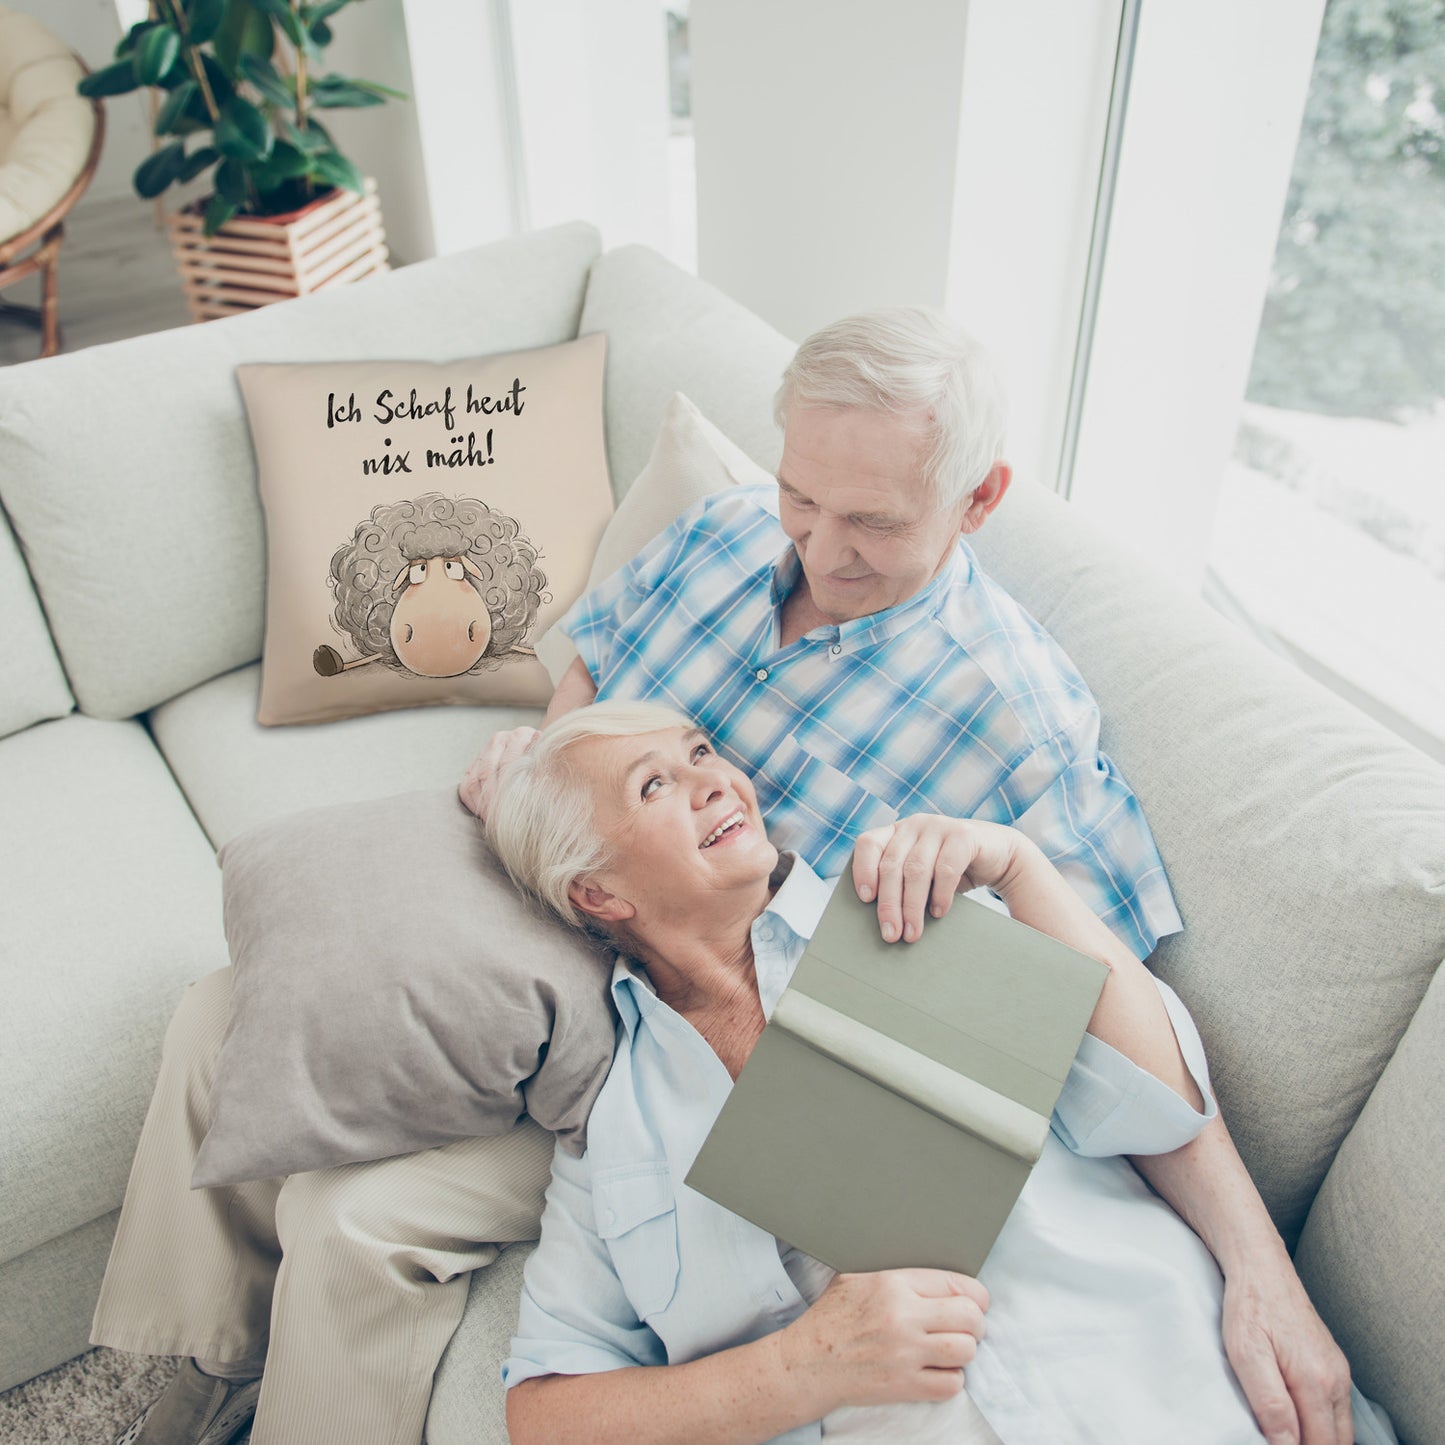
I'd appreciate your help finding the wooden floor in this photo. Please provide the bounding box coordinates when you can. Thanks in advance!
[0,194,193,366]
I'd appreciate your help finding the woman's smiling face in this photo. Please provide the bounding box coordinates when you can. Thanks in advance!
[565,726,778,926]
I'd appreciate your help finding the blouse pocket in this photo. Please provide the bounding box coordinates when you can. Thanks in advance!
[593,1162,681,1321]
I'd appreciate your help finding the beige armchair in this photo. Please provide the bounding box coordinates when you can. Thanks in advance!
[0,6,103,359]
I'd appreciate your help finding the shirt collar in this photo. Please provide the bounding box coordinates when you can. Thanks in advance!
[609,851,835,1038]
[767,542,972,652]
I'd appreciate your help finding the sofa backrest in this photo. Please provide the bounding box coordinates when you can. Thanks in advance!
[581,243,1445,1249]
[0,221,603,721]
[0,502,72,738]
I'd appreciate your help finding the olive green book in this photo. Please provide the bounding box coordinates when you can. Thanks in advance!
[684,886,1109,1275]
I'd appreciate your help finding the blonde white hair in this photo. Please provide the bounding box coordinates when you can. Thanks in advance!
[774,308,1008,511]
[487,700,697,931]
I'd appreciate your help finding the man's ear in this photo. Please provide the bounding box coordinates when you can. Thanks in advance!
[567,879,635,924]
[958,462,1012,536]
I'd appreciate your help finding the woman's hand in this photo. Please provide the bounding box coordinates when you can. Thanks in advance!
[852,815,1029,943]
[779,1269,989,1412]
[458,726,540,821]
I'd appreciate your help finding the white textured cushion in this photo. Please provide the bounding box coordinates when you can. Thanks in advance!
[0,714,227,1266]
[535,392,765,683]
[147,662,540,850]
[0,504,72,738]
[0,222,601,721]
[968,478,1445,1245]
[0,10,91,240]
[580,244,795,499]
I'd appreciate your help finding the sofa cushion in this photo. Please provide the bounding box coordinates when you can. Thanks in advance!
[0,714,227,1267]
[1295,958,1445,1445]
[147,662,539,850]
[967,478,1445,1244]
[535,392,762,684]
[0,502,72,739]
[0,221,601,722]
[580,244,795,500]
[238,335,613,725]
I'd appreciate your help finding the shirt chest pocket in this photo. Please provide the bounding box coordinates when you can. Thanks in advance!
[593,1164,681,1322]
[758,731,898,866]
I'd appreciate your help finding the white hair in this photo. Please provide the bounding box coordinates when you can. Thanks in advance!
[773,307,1008,510]
[487,700,696,932]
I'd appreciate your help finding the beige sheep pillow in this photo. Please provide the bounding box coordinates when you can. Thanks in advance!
[239,333,612,725]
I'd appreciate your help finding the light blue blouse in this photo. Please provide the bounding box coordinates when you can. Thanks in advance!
[504,857,1271,1443]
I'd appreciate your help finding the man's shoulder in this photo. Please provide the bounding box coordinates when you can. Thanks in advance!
[665,483,782,561]
[930,545,1097,734]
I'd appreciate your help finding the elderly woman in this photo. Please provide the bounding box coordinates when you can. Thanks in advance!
[486,700,1306,1445]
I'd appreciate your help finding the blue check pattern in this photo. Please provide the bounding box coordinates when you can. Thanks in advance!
[560,485,1181,959]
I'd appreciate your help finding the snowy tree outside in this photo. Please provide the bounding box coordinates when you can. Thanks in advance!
[1211,0,1445,756]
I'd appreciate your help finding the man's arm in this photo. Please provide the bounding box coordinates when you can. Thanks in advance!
[1130,1120,1353,1445]
[545,654,599,724]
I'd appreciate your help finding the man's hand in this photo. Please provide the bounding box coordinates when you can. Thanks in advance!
[1221,1262,1353,1445]
[458,726,540,822]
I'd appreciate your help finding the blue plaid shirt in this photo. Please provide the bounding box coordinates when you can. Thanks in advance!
[560,485,1181,959]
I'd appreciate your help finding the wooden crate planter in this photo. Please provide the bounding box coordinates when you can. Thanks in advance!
[166,178,389,322]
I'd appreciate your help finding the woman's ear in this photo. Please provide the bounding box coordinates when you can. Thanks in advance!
[567,879,636,924]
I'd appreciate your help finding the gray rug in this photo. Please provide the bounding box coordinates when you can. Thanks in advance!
[0,1350,229,1445]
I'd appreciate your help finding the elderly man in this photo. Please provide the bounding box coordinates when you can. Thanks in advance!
[95,310,1350,1445]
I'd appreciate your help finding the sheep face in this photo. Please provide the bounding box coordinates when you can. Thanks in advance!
[388,556,493,677]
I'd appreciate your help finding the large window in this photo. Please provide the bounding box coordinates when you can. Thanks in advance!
[1206,0,1445,757]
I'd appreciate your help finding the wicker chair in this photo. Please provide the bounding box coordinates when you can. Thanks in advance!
[0,7,104,360]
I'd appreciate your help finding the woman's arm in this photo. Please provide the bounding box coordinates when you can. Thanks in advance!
[851,815,1203,1108]
[509,1269,987,1445]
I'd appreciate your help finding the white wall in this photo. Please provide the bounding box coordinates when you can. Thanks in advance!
[689,0,972,343]
[510,0,671,252]
[946,0,1121,495]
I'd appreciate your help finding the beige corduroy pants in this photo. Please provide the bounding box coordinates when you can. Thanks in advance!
[90,968,554,1445]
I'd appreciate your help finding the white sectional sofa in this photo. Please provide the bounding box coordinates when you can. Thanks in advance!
[1,222,1441,1443]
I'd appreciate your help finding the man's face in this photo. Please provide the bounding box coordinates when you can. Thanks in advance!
[776,405,977,623]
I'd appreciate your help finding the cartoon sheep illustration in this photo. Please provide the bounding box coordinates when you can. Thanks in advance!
[314,493,549,680]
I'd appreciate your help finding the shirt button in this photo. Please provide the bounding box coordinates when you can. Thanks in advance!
[755,668,769,681]
[830,644,842,655]
[756,924,773,943]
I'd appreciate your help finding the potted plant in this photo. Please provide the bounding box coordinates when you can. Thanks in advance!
[79,0,404,319]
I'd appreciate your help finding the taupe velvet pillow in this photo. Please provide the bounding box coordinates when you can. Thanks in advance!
[239,333,613,726]
[192,788,617,1188]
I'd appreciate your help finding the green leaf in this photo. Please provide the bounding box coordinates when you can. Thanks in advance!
[178,145,220,182]
[301,0,351,23]
[263,139,312,178]
[239,53,295,107]
[154,79,198,135]
[215,95,274,160]
[199,53,236,107]
[115,20,156,59]
[203,192,239,236]
[350,78,408,101]
[308,18,332,47]
[134,25,181,86]
[215,156,250,204]
[281,115,332,153]
[186,0,227,47]
[309,75,384,108]
[214,0,275,75]
[80,59,143,98]
[133,141,185,199]
[247,0,306,45]
[309,148,363,195]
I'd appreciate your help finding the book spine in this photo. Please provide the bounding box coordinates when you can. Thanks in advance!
[771,990,1050,1165]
